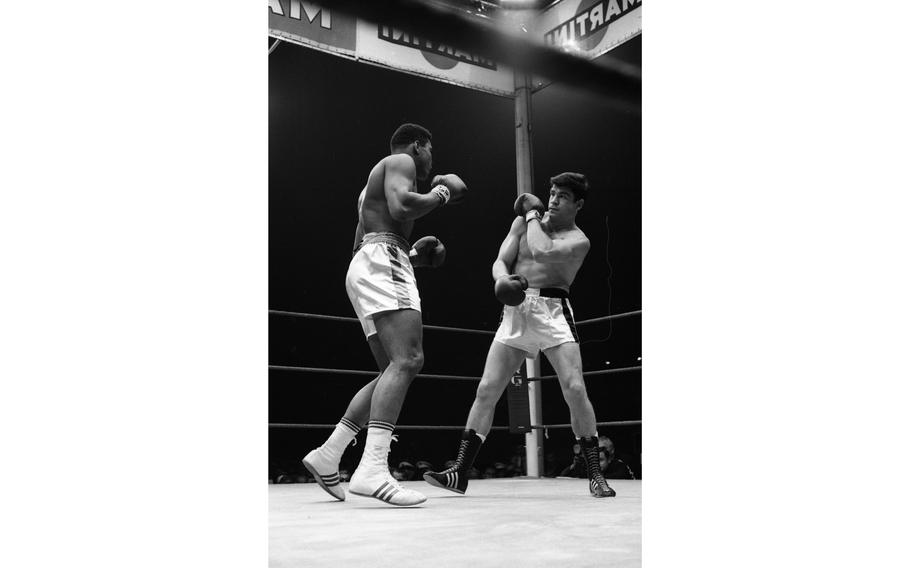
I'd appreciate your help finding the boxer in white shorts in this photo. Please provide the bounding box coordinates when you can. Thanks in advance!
[424,172,616,499]
[301,123,467,507]
[492,286,579,357]
[345,231,422,339]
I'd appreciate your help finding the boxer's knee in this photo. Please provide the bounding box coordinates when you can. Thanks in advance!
[474,378,502,407]
[391,348,424,378]
[561,375,589,406]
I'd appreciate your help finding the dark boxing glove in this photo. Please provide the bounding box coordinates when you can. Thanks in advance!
[410,236,446,268]
[513,192,545,221]
[494,274,529,306]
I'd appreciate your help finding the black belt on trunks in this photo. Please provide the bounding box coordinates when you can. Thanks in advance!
[353,232,411,256]
[538,288,569,299]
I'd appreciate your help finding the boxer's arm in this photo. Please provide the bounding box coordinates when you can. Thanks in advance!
[492,217,525,281]
[352,221,365,254]
[352,190,366,252]
[526,223,590,264]
[384,155,444,221]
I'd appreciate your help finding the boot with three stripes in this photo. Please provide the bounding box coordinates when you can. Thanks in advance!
[348,469,427,506]
[580,436,616,498]
[301,417,362,502]
[348,421,427,506]
[302,447,346,501]
[423,429,483,494]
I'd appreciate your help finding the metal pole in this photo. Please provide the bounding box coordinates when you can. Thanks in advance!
[515,71,542,477]
[514,73,534,197]
[525,356,543,476]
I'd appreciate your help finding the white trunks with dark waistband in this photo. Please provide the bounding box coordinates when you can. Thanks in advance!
[345,232,421,338]
[493,287,579,357]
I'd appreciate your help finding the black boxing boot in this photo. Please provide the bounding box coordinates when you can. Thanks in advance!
[580,436,616,498]
[423,429,483,494]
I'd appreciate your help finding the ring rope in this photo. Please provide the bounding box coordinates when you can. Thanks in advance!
[269,309,495,336]
[269,308,642,334]
[268,420,639,430]
[528,365,642,381]
[269,364,640,381]
[268,365,483,382]
[532,420,641,429]
[574,309,642,325]
[269,423,512,431]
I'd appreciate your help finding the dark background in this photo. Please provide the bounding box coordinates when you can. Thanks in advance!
[268,35,641,478]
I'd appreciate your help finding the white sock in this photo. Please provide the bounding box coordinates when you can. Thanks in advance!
[477,433,487,443]
[320,418,360,463]
[360,420,394,471]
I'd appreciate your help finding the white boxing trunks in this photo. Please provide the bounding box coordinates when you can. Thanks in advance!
[493,287,579,357]
[345,232,421,338]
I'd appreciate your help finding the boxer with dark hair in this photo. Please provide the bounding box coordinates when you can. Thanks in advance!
[303,123,467,506]
[424,172,615,498]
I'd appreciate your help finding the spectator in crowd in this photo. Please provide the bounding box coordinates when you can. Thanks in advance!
[506,445,525,477]
[559,437,637,479]
[558,442,587,478]
[269,461,281,484]
[543,450,561,477]
[415,460,434,480]
[599,436,635,480]
[397,461,417,481]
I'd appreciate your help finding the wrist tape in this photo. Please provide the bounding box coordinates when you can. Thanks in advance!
[431,184,450,206]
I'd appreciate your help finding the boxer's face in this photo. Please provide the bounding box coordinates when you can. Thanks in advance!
[547,185,582,222]
[413,140,433,180]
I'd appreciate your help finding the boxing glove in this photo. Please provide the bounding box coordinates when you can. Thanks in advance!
[513,192,545,221]
[494,274,529,306]
[410,236,446,268]
[430,174,468,206]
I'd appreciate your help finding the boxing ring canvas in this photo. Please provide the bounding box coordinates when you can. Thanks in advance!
[270,478,642,567]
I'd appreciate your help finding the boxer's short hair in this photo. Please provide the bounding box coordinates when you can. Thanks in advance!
[550,172,589,201]
[390,123,432,151]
